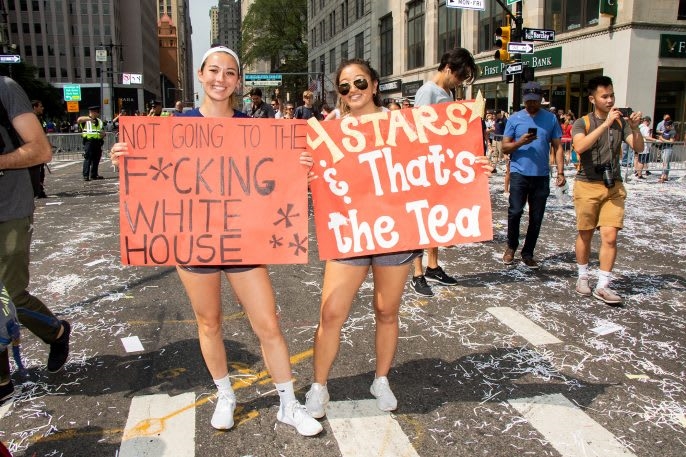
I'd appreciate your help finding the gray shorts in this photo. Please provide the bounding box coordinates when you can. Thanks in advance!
[334,250,422,267]
[177,264,259,274]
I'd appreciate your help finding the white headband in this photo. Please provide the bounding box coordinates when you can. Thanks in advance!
[201,46,241,73]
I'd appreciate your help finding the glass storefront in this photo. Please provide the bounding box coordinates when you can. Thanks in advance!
[655,67,685,140]
[535,70,602,117]
[471,81,509,112]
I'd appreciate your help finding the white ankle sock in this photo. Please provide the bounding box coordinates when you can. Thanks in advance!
[577,263,589,278]
[597,270,611,289]
[275,380,297,408]
[213,374,235,397]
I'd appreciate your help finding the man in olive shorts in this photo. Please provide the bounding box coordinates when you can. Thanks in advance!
[571,76,643,305]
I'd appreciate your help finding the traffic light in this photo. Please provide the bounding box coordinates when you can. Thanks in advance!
[522,66,535,83]
[494,26,511,62]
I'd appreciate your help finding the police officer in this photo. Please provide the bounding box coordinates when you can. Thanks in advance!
[148,100,170,116]
[76,106,105,181]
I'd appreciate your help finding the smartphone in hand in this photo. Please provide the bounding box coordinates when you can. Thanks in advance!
[528,127,537,139]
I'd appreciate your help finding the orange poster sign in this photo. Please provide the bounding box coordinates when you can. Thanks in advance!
[307,101,493,260]
[118,117,309,266]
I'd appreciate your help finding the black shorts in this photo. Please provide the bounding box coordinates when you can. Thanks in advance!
[177,264,259,274]
[637,153,649,164]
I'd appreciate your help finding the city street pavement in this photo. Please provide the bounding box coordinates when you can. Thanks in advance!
[1,158,685,457]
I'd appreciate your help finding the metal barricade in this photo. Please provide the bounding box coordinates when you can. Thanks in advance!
[621,140,685,181]
[47,132,116,161]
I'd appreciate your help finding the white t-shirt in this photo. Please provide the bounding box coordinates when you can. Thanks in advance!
[639,123,651,154]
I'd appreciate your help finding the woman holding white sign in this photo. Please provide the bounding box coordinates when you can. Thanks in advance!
[110,46,322,436]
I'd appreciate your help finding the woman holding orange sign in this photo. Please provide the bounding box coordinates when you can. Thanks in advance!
[304,57,493,420]
[110,46,321,436]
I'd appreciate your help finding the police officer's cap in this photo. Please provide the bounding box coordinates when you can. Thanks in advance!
[88,105,101,111]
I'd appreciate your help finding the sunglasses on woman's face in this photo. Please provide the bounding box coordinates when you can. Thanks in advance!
[338,78,369,96]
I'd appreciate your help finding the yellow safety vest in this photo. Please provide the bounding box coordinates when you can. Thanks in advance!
[80,118,103,140]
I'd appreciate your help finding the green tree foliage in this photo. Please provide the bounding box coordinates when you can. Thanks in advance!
[241,0,310,101]
[0,63,64,119]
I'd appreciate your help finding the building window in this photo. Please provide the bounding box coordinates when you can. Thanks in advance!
[61,68,67,78]
[38,68,45,78]
[50,67,56,77]
[330,10,336,37]
[355,0,364,19]
[341,40,348,62]
[355,32,364,58]
[438,2,462,58]
[320,20,325,43]
[342,0,349,28]
[86,68,92,78]
[545,0,599,33]
[10,23,17,33]
[34,23,42,33]
[22,23,30,33]
[680,0,686,19]
[36,45,43,56]
[478,1,506,53]
[84,47,90,57]
[330,48,336,72]
[379,14,393,77]
[406,0,425,70]
[24,45,32,56]
[311,58,317,74]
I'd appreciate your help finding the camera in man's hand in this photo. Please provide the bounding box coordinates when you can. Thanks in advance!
[596,163,615,188]
[616,107,632,117]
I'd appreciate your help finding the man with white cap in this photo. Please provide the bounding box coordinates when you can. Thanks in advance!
[501,81,566,269]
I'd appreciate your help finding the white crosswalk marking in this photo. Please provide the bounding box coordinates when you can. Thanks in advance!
[326,399,420,457]
[118,393,196,457]
[509,393,637,457]
[487,306,562,345]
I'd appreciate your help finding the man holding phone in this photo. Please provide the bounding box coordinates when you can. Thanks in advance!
[502,81,565,269]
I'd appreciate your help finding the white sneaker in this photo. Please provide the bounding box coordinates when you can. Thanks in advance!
[370,376,397,411]
[277,400,323,436]
[211,391,236,430]
[305,383,329,419]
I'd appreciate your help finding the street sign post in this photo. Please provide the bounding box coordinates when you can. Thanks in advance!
[63,85,82,102]
[95,49,108,62]
[507,42,535,54]
[0,55,21,64]
[522,28,556,42]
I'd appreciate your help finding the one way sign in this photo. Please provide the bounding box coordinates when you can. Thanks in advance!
[507,42,535,54]
[506,63,523,75]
